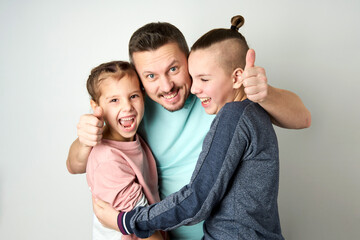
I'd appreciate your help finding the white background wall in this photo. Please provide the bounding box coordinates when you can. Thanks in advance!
[0,0,359,239]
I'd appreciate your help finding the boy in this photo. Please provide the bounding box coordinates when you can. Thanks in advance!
[85,61,163,240]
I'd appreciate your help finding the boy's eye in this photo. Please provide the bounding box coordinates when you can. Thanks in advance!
[110,99,118,103]
[130,94,139,99]
[201,78,209,82]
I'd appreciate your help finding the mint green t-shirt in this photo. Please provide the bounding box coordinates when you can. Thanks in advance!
[138,94,215,240]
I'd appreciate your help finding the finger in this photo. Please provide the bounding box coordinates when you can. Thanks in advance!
[246,91,268,103]
[242,74,267,88]
[244,85,268,103]
[244,49,256,70]
[78,123,104,135]
[79,115,103,128]
[242,67,266,80]
[93,106,104,122]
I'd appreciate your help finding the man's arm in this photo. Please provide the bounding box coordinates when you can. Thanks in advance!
[241,49,311,129]
[66,107,104,174]
[259,86,311,129]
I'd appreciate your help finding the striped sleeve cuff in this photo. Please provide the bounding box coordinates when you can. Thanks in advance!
[117,211,135,235]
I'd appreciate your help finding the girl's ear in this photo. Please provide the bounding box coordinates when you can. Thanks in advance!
[232,68,244,89]
[90,99,98,112]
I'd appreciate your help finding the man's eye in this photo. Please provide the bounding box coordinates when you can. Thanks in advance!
[147,74,155,79]
[170,67,177,72]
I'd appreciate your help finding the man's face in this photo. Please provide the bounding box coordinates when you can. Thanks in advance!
[132,42,191,112]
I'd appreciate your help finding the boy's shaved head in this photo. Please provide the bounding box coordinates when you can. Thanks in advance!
[190,15,249,74]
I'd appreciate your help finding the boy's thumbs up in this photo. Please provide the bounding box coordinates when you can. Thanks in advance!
[244,48,256,70]
[93,106,104,126]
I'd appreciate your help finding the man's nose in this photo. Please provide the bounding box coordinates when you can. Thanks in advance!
[159,75,174,93]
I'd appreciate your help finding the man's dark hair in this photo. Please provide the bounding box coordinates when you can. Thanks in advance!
[129,22,189,63]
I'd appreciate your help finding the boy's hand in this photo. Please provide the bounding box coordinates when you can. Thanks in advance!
[241,49,268,103]
[77,106,104,147]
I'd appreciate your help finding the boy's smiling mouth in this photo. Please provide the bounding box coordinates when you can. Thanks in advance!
[119,116,135,129]
[199,97,211,106]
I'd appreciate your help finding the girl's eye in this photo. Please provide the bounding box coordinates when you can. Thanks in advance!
[130,94,139,99]
[201,78,209,82]
[110,99,118,103]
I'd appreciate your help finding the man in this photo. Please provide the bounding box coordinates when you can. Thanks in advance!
[67,22,311,239]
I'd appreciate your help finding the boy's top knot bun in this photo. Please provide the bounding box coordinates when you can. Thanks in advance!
[230,15,245,31]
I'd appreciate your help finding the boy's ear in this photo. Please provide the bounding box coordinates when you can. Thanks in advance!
[232,68,244,89]
[90,100,98,112]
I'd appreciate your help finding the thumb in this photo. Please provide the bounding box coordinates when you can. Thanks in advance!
[244,49,256,70]
[93,106,104,122]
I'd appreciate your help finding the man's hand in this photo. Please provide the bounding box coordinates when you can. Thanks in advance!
[93,197,119,231]
[77,106,105,147]
[240,49,311,129]
[241,49,268,103]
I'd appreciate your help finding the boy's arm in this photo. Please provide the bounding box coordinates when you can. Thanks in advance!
[66,108,104,174]
[66,138,92,174]
[92,198,164,240]
[242,49,311,129]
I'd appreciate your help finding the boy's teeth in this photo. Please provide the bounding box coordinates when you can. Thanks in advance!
[200,97,211,102]
[119,117,135,128]
[121,117,134,121]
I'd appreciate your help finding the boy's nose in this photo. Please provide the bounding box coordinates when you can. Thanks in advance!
[122,100,134,111]
[191,80,201,94]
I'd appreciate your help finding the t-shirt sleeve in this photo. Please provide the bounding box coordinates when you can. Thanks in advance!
[92,158,144,212]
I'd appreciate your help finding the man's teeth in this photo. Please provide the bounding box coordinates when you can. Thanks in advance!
[163,92,178,99]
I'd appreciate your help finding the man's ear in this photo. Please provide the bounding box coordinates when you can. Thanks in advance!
[90,99,98,112]
[232,68,244,89]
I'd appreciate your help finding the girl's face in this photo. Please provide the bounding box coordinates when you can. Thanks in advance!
[189,48,236,115]
[93,74,144,142]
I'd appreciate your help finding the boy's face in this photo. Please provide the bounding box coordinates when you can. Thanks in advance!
[132,42,191,112]
[94,74,144,142]
[189,47,236,115]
